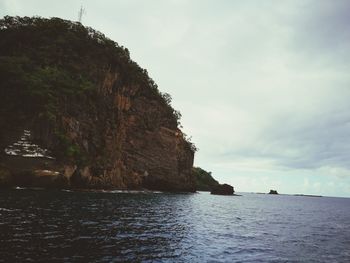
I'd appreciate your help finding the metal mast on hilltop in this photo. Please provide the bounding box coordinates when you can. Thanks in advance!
[78,5,86,23]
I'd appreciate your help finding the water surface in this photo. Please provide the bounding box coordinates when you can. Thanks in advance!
[0,189,349,262]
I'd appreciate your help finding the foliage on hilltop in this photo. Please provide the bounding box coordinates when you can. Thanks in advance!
[0,16,197,153]
[193,167,219,191]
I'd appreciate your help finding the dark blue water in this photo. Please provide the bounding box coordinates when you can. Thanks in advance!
[0,189,350,262]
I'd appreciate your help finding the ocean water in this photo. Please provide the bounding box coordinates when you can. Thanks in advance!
[0,189,349,262]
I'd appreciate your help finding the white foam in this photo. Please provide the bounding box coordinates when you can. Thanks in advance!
[4,130,55,159]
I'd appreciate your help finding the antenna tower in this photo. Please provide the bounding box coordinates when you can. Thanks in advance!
[78,5,86,23]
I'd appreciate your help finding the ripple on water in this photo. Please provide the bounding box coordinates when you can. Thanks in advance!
[0,190,350,262]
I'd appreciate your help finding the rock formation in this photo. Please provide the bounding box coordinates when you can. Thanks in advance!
[192,167,219,191]
[269,189,278,194]
[0,16,196,191]
[210,184,234,195]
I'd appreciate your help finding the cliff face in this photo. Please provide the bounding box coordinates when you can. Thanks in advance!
[0,16,195,191]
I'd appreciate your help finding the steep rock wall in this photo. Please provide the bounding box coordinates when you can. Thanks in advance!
[0,16,195,192]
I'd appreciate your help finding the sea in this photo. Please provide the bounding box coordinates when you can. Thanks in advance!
[0,189,349,262]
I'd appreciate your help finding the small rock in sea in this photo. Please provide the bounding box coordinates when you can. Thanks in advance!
[211,184,234,195]
[269,189,278,194]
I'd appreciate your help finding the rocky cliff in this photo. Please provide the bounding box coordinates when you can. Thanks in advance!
[0,16,196,191]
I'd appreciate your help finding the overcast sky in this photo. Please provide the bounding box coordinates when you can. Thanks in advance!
[2,0,350,197]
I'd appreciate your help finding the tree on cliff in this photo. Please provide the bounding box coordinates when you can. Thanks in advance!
[0,16,197,160]
[0,16,198,191]
[193,167,219,191]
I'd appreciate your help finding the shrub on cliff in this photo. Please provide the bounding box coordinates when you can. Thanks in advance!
[193,167,219,191]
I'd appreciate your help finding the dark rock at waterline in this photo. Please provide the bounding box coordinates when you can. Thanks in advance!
[210,184,234,195]
[269,189,278,194]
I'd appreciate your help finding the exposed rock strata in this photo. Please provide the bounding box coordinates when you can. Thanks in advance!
[0,16,195,192]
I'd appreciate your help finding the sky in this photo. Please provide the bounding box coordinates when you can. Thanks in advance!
[1,0,350,197]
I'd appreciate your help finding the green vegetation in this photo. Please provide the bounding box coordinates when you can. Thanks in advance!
[0,55,94,121]
[0,16,198,160]
[0,15,181,108]
[0,16,134,120]
[160,91,197,152]
[54,131,84,163]
[193,167,219,191]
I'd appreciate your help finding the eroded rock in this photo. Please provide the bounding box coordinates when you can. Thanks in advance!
[211,184,234,195]
[0,16,195,192]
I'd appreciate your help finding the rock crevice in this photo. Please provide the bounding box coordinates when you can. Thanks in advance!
[0,16,195,192]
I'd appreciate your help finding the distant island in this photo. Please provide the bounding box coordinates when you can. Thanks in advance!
[0,16,197,192]
[294,194,322,198]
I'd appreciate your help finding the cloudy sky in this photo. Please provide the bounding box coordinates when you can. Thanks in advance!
[2,0,350,197]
